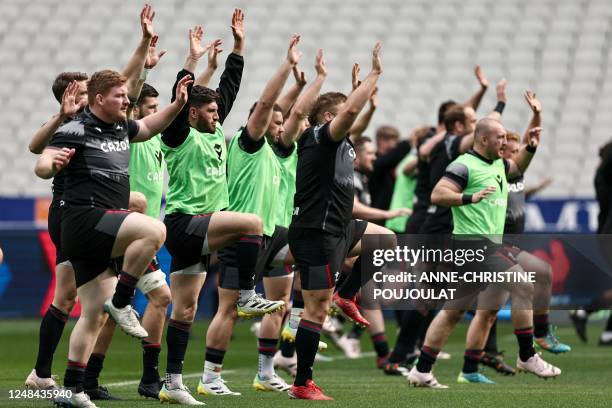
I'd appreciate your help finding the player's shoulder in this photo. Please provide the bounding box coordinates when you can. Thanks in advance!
[56,114,87,138]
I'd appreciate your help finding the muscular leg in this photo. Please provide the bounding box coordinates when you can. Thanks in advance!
[63,270,116,393]
[165,273,205,388]
[33,263,77,379]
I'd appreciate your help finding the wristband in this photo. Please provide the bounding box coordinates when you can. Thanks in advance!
[526,144,537,153]
[494,101,506,114]
[140,68,150,81]
[462,194,473,205]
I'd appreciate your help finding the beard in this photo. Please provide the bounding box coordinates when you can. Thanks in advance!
[195,117,215,134]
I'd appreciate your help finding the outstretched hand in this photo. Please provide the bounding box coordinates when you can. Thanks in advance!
[372,42,382,74]
[496,78,507,103]
[145,35,167,69]
[174,75,193,106]
[527,126,542,148]
[475,65,489,88]
[140,4,155,39]
[524,90,542,114]
[231,8,245,43]
[207,39,223,69]
[60,81,86,119]
[315,49,327,77]
[352,63,361,90]
[287,34,302,66]
[293,65,307,86]
[188,25,208,61]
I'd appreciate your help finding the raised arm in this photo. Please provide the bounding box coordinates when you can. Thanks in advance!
[507,127,541,178]
[349,86,378,139]
[230,8,245,56]
[127,35,166,119]
[216,9,246,123]
[122,4,155,99]
[329,42,382,142]
[281,49,327,146]
[245,34,301,141]
[464,65,489,110]
[487,79,507,121]
[195,39,223,87]
[522,90,542,144]
[276,65,307,117]
[183,25,209,74]
[29,81,85,153]
[133,76,192,142]
[419,129,445,160]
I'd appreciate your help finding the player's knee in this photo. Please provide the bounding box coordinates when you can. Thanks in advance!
[513,281,534,301]
[128,191,148,214]
[143,220,166,249]
[538,264,552,285]
[242,215,263,236]
[176,303,197,322]
[150,288,172,309]
[445,310,463,325]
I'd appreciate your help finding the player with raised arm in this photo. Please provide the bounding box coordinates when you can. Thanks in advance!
[25,6,162,397]
[272,50,330,377]
[157,11,283,405]
[35,68,191,408]
[287,42,396,400]
[207,34,302,395]
[407,118,561,390]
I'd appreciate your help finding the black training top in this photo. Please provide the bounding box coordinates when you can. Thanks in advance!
[291,122,356,235]
[48,107,140,209]
[369,140,412,212]
[419,132,462,233]
[505,175,525,234]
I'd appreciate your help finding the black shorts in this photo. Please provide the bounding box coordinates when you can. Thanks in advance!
[289,220,368,290]
[48,200,67,265]
[164,212,212,274]
[61,206,131,287]
[256,226,291,280]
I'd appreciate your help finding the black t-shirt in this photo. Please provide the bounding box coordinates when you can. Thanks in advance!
[369,140,412,213]
[412,127,436,212]
[48,108,140,209]
[291,122,356,235]
[505,175,526,234]
[420,132,462,233]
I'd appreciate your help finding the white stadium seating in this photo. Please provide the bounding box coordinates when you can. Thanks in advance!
[1,0,610,197]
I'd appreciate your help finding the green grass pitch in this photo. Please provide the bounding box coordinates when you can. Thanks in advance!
[0,319,610,407]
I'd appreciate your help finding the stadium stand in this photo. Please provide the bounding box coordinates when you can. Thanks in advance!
[1,0,610,197]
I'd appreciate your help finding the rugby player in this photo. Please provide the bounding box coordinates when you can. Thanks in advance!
[26,5,161,396]
[156,11,285,405]
[407,118,561,389]
[287,42,396,400]
[219,34,303,393]
[35,67,191,408]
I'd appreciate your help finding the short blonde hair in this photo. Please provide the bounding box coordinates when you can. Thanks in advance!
[506,131,520,143]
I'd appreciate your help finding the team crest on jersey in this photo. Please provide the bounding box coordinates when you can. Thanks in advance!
[155,150,163,167]
[348,147,356,159]
[495,174,503,191]
[214,143,222,160]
